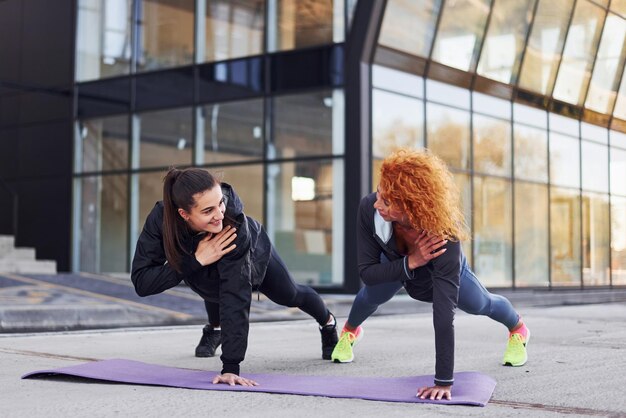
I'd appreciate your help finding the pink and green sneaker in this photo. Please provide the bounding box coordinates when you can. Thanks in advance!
[503,323,530,367]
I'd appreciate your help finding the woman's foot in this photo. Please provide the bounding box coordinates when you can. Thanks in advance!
[195,325,222,357]
[331,325,364,363]
[320,313,338,360]
[502,322,530,366]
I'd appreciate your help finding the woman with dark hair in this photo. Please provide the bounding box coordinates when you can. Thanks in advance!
[131,167,338,386]
[331,149,529,401]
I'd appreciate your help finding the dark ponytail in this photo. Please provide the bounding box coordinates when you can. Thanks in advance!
[162,167,219,273]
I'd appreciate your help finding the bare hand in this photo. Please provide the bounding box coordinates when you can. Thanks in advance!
[417,385,451,400]
[407,231,447,269]
[194,226,237,266]
[212,373,258,387]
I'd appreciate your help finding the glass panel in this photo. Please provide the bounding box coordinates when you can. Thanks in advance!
[137,170,168,240]
[611,195,626,285]
[552,1,605,105]
[584,14,626,114]
[581,122,608,144]
[347,0,358,29]
[514,124,548,183]
[273,0,337,52]
[270,89,335,159]
[372,90,424,159]
[613,67,626,120]
[611,130,626,150]
[454,173,472,267]
[550,187,581,286]
[518,0,574,95]
[76,0,132,81]
[473,114,512,177]
[139,108,193,168]
[266,159,342,286]
[581,141,609,192]
[582,192,610,286]
[204,0,265,62]
[372,65,424,97]
[378,0,441,58]
[214,164,264,222]
[550,133,580,188]
[80,116,129,173]
[80,175,128,273]
[513,102,547,128]
[431,0,491,72]
[473,92,511,119]
[426,79,470,108]
[473,176,512,287]
[425,103,471,170]
[476,0,535,83]
[549,113,579,136]
[610,147,626,195]
[137,0,195,72]
[201,99,264,164]
[514,181,549,286]
[610,0,626,17]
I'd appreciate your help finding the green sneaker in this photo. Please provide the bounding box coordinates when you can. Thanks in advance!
[331,326,363,363]
[502,330,530,367]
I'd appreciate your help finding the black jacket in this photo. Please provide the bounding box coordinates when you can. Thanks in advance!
[356,192,461,386]
[131,183,272,376]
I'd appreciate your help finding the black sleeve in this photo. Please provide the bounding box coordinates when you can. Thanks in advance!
[356,197,412,285]
[130,204,197,297]
[430,240,461,386]
[216,213,252,376]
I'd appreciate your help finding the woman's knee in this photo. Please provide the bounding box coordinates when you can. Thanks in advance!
[361,286,397,305]
[458,293,491,315]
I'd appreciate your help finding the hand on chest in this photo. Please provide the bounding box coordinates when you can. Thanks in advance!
[393,223,421,256]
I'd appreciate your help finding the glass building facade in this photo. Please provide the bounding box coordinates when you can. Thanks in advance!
[72,0,626,291]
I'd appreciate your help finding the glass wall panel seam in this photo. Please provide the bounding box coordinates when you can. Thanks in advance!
[513,0,540,88]
[374,86,422,101]
[422,78,428,148]
[608,44,626,121]
[469,0,495,79]
[423,0,447,77]
[548,0,579,100]
[131,0,141,74]
[263,96,272,226]
[578,123,584,288]
[608,127,613,286]
[546,114,553,288]
[510,99,516,288]
[580,8,610,112]
[426,98,471,113]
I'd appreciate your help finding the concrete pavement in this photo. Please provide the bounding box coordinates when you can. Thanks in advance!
[2,302,626,417]
[2,272,626,416]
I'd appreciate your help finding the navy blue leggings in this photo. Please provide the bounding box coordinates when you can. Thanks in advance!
[347,257,519,330]
[205,247,329,326]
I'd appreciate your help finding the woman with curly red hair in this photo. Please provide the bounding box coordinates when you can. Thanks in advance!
[331,149,529,401]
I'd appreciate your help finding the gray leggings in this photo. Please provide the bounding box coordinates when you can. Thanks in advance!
[347,257,519,330]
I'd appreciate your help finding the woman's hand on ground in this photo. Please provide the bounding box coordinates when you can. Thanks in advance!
[195,226,237,266]
[212,373,258,386]
[407,231,447,269]
[416,385,451,400]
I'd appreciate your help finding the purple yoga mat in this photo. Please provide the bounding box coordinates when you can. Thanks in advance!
[22,359,496,406]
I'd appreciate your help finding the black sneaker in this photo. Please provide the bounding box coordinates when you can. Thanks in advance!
[320,314,339,360]
[195,325,222,358]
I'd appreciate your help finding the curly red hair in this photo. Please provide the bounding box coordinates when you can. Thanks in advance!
[379,149,470,241]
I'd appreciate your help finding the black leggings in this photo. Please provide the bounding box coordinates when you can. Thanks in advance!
[204,247,330,326]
